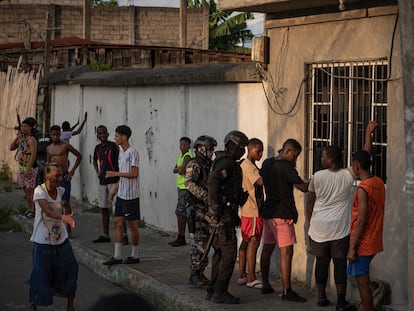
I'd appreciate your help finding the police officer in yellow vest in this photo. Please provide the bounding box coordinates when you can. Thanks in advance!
[169,137,193,247]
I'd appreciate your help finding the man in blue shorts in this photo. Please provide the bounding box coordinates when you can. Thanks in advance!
[347,150,385,311]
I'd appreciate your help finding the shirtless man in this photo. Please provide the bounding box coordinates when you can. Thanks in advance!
[47,125,82,237]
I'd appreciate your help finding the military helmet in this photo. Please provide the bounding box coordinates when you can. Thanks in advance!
[224,130,248,148]
[194,135,217,150]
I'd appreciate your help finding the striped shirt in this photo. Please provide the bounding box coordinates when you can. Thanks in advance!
[117,145,140,200]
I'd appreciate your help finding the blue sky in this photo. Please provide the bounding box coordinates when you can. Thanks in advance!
[117,0,264,36]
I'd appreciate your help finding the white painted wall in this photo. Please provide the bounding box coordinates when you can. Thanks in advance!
[51,83,268,233]
[264,6,405,305]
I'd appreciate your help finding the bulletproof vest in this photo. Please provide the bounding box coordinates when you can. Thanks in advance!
[211,152,243,206]
[193,156,211,186]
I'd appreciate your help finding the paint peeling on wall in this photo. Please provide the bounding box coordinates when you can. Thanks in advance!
[145,127,154,162]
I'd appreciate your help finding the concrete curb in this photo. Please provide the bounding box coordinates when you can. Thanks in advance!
[70,240,215,311]
[13,215,216,311]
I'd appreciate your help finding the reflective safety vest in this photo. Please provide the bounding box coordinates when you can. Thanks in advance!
[176,151,193,189]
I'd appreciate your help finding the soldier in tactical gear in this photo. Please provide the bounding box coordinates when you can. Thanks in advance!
[185,135,217,286]
[206,130,249,304]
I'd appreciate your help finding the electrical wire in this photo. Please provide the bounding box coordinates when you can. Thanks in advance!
[257,11,401,117]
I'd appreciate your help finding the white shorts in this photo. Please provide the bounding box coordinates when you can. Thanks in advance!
[97,183,117,209]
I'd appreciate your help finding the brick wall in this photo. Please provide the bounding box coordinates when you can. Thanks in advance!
[91,6,131,44]
[0,4,207,48]
[1,5,47,42]
[9,0,82,5]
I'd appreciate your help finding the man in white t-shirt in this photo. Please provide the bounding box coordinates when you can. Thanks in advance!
[103,125,141,266]
[28,163,77,311]
[305,121,377,310]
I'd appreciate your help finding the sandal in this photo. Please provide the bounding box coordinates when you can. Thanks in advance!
[246,279,263,289]
[237,277,247,285]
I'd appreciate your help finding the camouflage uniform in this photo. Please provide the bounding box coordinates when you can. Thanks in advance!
[185,156,211,282]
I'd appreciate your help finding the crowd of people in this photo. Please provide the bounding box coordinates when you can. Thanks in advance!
[9,115,385,311]
[170,122,384,310]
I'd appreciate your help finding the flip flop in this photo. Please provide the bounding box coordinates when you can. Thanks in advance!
[246,279,263,289]
[237,277,248,285]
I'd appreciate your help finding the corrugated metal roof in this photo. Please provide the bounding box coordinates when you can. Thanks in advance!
[40,62,261,86]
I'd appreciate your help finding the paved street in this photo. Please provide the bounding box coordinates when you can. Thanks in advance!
[0,181,322,311]
[0,230,128,311]
[0,179,402,311]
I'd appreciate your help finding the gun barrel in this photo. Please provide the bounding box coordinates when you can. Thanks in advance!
[200,226,217,263]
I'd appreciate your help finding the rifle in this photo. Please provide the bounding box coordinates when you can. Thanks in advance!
[15,108,21,131]
[199,215,219,263]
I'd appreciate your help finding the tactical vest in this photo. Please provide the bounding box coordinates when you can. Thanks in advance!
[211,152,243,206]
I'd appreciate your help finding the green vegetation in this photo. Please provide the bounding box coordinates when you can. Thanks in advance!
[17,204,26,215]
[83,198,101,213]
[187,0,254,52]
[3,185,13,192]
[90,59,111,71]
[90,0,118,6]
[0,206,22,232]
[0,162,11,180]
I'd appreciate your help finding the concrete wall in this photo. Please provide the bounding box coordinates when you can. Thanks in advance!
[9,0,82,5]
[264,6,406,305]
[399,0,414,309]
[0,4,207,48]
[50,83,268,232]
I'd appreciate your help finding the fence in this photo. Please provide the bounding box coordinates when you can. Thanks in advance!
[0,57,40,182]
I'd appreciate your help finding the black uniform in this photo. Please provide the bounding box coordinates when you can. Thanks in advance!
[207,151,244,300]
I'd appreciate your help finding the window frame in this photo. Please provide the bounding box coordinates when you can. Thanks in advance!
[306,60,388,182]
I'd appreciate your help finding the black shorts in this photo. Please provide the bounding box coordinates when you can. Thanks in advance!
[309,235,349,258]
[115,197,140,221]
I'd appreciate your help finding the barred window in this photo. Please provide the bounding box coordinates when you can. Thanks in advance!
[306,61,387,182]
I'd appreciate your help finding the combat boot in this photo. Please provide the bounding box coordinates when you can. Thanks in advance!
[188,271,208,287]
[211,291,240,304]
[201,273,210,284]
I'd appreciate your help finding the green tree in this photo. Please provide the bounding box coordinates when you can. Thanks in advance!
[90,0,118,6]
[187,0,254,52]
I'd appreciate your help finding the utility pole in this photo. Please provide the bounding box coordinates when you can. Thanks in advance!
[44,12,52,74]
[180,0,187,48]
[83,0,91,40]
[202,4,209,49]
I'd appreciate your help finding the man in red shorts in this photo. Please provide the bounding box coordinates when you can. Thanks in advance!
[238,138,264,289]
